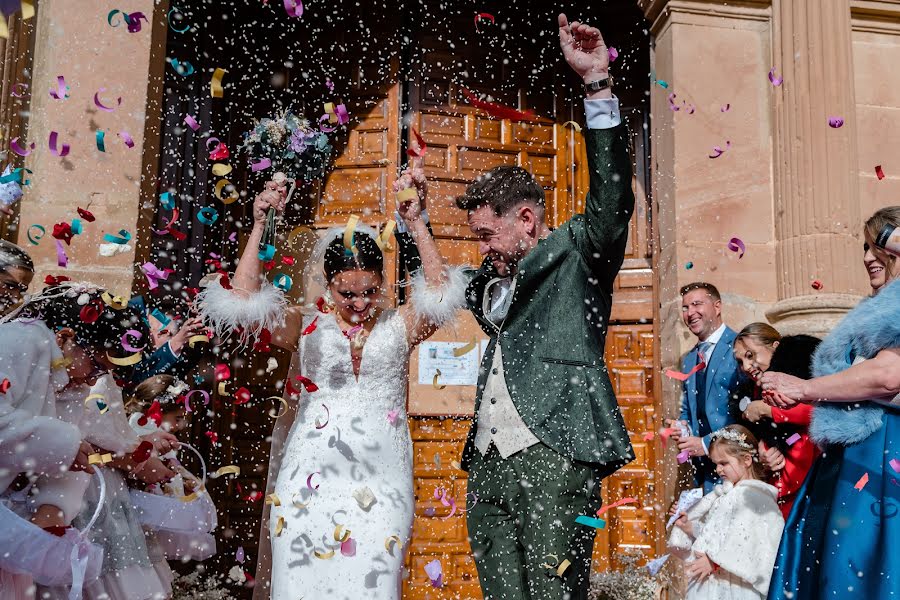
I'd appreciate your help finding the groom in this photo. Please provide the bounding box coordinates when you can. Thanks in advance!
[457,14,635,600]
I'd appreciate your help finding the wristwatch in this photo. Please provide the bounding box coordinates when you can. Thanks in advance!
[584,76,613,93]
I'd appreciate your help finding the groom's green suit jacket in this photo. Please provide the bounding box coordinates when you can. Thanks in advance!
[460,124,635,479]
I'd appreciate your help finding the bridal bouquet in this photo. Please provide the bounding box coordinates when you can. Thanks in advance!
[239,108,337,182]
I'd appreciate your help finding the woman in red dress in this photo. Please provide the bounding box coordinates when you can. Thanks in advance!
[732,324,820,517]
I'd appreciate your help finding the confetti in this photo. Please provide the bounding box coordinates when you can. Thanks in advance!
[353,486,377,511]
[709,141,731,159]
[768,67,783,86]
[214,179,239,204]
[432,369,446,389]
[198,206,219,225]
[131,440,153,463]
[876,165,885,180]
[307,471,320,490]
[677,450,691,464]
[210,68,227,98]
[574,515,606,529]
[727,236,746,258]
[0,378,9,393]
[384,535,402,556]
[96,130,106,152]
[721,103,730,112]
[234,387,252,405]
[685,261,693,270]
[340,537,357,557]
[121,329,145,352]
[141,262,172,290]
[265,493,281,506]
[48,131,70,157]
[786,433,802,446]
[596,497,637,516]
[607,47,618,62]
[407,127,427,158]
[890,458,900,473]
[664,362,705,382]
[562,120,582,132]
[302,317,319,336]
[375,220,396,253]
[313,548,334,559]
[118,131,135,148]
[461,87,535,121]
[209,143,229,161]
[343,215,360,254]
[251,158,272,172]
[212,465,241,478]
[424,559,443,588]
[166,6,189,33]
[93,88,122,112]
[106,351,142,366]
[474,12,494,31]
[283,0,303,18]
[101,292,128,310]
[854,472,869,491]
[273,273,293,292]
[168,58,195,76]
[184,114,200,131]
[10,137,35,156]
[667,92,680,112]
[274,516,285,536]
[183,389,210,413]
[211,163,232,176]
[103,229,132,244]
[453,339,477,357]
[88,453,113,465]
[9,82,27,97]
[396,187,417,203]
[811,280,823,290]
[314,403,330,429]
[655,79,669,89]
[235,547,245,563]
[26,224,44,245]
[48,75,68,100]
[828,116,844,128]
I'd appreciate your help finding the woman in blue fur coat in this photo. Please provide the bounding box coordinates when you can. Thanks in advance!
[760,206,900,600]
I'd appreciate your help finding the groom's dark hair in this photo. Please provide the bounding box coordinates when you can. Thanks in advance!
[455,166,545,217]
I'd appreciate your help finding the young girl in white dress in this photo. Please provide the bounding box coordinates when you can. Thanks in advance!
[668,424,785,600]
[198,170,466,600]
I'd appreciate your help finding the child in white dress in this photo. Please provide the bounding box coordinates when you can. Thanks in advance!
[668,424,785,600]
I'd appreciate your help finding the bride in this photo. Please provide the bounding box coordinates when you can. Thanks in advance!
[198,169,466,599]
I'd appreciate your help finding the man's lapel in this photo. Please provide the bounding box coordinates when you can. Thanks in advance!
[704,330,731,402]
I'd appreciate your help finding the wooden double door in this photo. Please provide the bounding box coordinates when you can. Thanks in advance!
[152,1,656,597]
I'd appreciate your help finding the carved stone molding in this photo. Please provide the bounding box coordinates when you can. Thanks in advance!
[765,293,862,338]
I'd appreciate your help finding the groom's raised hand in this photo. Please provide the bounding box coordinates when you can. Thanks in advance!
[558,13,612,99]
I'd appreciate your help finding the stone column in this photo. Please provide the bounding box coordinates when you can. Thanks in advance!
[765,0,868,336]
[20,0,166,295]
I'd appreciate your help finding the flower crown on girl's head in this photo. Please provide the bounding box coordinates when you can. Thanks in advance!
[710,428,754,451]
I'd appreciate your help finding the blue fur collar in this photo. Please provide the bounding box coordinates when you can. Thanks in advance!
[809,277,900,446]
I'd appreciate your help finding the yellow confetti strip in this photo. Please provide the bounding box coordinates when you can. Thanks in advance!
[375,220,396,252]
[0,17,8,39]
[343,215,360,254]
[385,535,402,556]
[557,559,571,577]
[333,525,351,543]
[83,393,106,407]
[265,493,281,506]
[291,494,311,509]
[88,453,113,465]
[563,120,582,132]
[450,460,462,470]
[21,1,34,19]
[212,465,240,478]
[101,291,128,310]
[313,548,335,559]
[180,492,200,503]
[432,369,446,390]
[51,357,72,370]
[106,351,143,366]
[217,381,229,396]
[453,339,477,357]
[210,68,227,98]
[274,516,285,536]
[323,102,337,124]
[214,179,239,204]
[396,187,418,203]
[267,395,289,419]
[188,335,209,348]
[211,163,232,176]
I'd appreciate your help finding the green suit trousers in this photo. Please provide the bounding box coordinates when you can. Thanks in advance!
[466,443,603,600]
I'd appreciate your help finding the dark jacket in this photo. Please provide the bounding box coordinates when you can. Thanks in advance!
[459,125,636,479]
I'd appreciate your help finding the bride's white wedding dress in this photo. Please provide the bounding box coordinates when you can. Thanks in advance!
[268,309,414,599]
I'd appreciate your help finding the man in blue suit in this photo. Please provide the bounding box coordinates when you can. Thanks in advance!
[668,282,742,492]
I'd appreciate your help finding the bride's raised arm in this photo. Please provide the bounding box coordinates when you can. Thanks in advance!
[395,160,469,348]
[197,180,304,350]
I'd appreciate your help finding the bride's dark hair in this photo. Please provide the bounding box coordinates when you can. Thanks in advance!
[323,235,384,281]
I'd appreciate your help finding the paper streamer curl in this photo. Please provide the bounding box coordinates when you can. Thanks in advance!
[167,6,190,33]
[106,351,143,366]
[727,237,746,259]
[121,329,145,352]
[10,137,35,157]
[48,132,70,157]
[93,88,122,112]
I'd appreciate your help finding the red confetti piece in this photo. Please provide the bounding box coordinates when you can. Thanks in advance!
[281,255,295,266]
[301,316,319,336]
[811,280,823,290]
[234,387,252,405]
[215,364,231,381]
[45,275,70,285]
[297,376,319,393]
[254,328,272,353]
[205,431,218,444]
[659,427,674,448]
[0,378,10,393]
[876,165,885,180]
[245,491,264,502]
[460,87,535,121]
[727,237,746,258]
[52,222,74,245]
[828,117,844,128]
[77,207,95,222]
[407,127,427,158]
[596,497,637,516]
[315,297,330,313]
[474,12,494,31]
[131,440,154,464]
[79,303,101,324]
[665,362,706,382]
[208,142,229,161]
[854,472,869,491]
[642,431,654,442]
[218,275,233,290]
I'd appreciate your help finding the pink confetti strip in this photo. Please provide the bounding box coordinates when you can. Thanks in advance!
[55,239,67,268]
[205,137,221,151]
[721,103,731,112]
[340,537,356,557]
[48,131,70,157]
[141,261,172,290]
[10,137,35,157]
[10,83,28,98]
[235,547,245,563]
[93,88,122,112]
[854,472,869,491]
[876,165,885,180]
[607,47,618,62]
[828,116,844,128]
[709,141,731,159]
[890,458,900,474]
[306,471,320,490]
[184,114,200,131]
[334,103,349,125]
[121,329,145,352]
[786,433,802,446]
[251,158,272,172]
[676,450,691,464]
[118,131,135,148]
[664,362,705,382]
[727,236,746,259]
[387,409,399,425]
[183,389,210,413]
[596,497,638,516]
[434,487,458,520]
[283,0,303,17]
[319,113,336,133]
[667,92,680,112]
[768,67,783,86]
[325,78,334,92]
[49,75,68,100]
